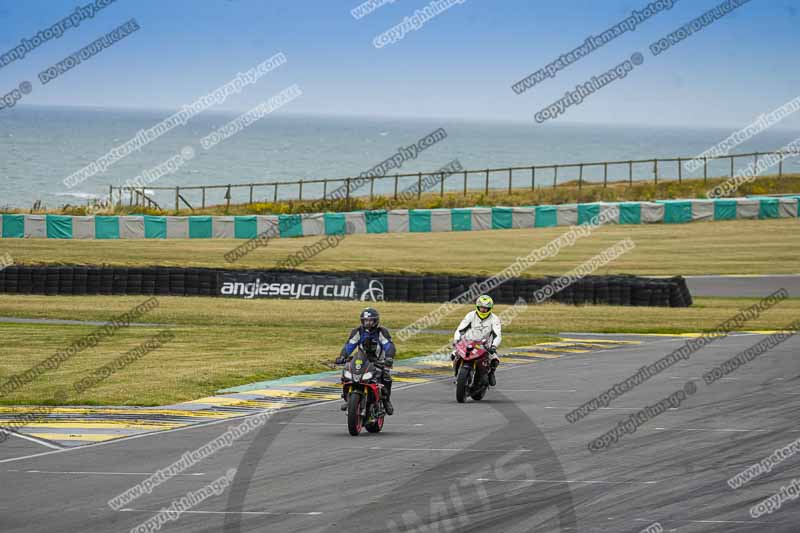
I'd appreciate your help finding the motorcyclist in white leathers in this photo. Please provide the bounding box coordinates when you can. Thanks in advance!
[451,295,501,386]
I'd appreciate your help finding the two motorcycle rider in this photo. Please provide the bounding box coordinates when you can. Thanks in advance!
[335,295,502,414]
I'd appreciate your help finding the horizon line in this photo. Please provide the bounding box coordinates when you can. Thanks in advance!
[8,103,800,133]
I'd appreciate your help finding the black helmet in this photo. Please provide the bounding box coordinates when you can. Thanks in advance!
[360,307,380,331]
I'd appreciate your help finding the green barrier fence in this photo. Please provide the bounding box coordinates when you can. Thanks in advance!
[491,207,513,229]
[46,215,72,239]
[366,210,388,233]
[409,210,431,232]
[451,209,472,231]
[535,206,557,228]
[189,216,213,239]
[234,216,258,239]
[324,213,347,235]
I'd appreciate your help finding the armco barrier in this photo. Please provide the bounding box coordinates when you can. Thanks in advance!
[0,266,692,307]
[1,196,797,240]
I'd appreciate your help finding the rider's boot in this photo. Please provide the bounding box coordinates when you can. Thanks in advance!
[488,358,499,387]
[340,392,348,411]
[382,380,394,416]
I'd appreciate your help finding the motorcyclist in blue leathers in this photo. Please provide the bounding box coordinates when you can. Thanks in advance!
[335,307,396,415]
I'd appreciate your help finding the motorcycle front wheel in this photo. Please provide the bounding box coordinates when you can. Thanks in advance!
[456,366,471,403]
[347,392,363,436]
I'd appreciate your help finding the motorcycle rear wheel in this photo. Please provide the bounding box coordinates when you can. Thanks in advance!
[365,410,384,433]
[456,366,471,403]
[347,393,363,436]
[471,386,486,401]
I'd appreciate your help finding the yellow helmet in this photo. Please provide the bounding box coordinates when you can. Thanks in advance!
[476,295,494,319]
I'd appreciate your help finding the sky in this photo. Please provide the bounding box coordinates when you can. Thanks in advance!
[0,0,799,128]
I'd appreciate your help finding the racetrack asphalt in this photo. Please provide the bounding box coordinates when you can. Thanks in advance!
[685,275,800,298]
[0,332,797,532]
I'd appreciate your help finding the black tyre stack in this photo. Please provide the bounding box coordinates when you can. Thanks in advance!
[0,266,693,307]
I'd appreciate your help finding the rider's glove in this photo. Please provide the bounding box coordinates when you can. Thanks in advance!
[384,357,394,369]
[335,356,346,365]
[488,346,497,354]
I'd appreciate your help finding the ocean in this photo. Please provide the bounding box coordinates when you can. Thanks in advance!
[1,105,799,210]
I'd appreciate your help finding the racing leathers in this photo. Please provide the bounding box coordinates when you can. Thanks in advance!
[338,325,396,414]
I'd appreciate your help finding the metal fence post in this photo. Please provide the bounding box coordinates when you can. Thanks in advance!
[677,158,682,183]
[553,165,558,189]
[730,156,734,178]
[440,171,445,197]
[703,157,708,183]
[531,167,535,190]
[603,162,608,188]
[346,178,351,201]
[754,152,759,174]
[298,180,303,201]
[394,174,399,199]
[484,169,489,195]
[508,168,512,194]
[628,160,633,186]
[578,164,583,190]
[175,187,179,211]
[417,172,422,199]
[249,184,254,204]
[653,159,658,185]
[463,170,468,196]
[273,183,278,202]
[779,152,784,177]
[370,177,375,200]
[202,186,206,208]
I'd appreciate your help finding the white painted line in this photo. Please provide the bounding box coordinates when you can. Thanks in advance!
[669,376,739,381]
[478,478,658,485]
[118,508,322,516]
[277,422,425,427]
[12,470,206,477]
[652,427,767,432]
[496,389,577,392]
[363,447,532,453]
[634,517,776,525]
[684,274,800,278]
[2,430,63,450]
[543,407,677,411]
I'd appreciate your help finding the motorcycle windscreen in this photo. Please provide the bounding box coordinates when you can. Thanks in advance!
[349,358,378,380]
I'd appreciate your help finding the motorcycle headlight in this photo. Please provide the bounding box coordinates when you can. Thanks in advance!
[343,370,352,379]
[362,372,373,381]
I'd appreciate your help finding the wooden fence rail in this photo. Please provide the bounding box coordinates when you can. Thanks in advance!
[111,149,800,209]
